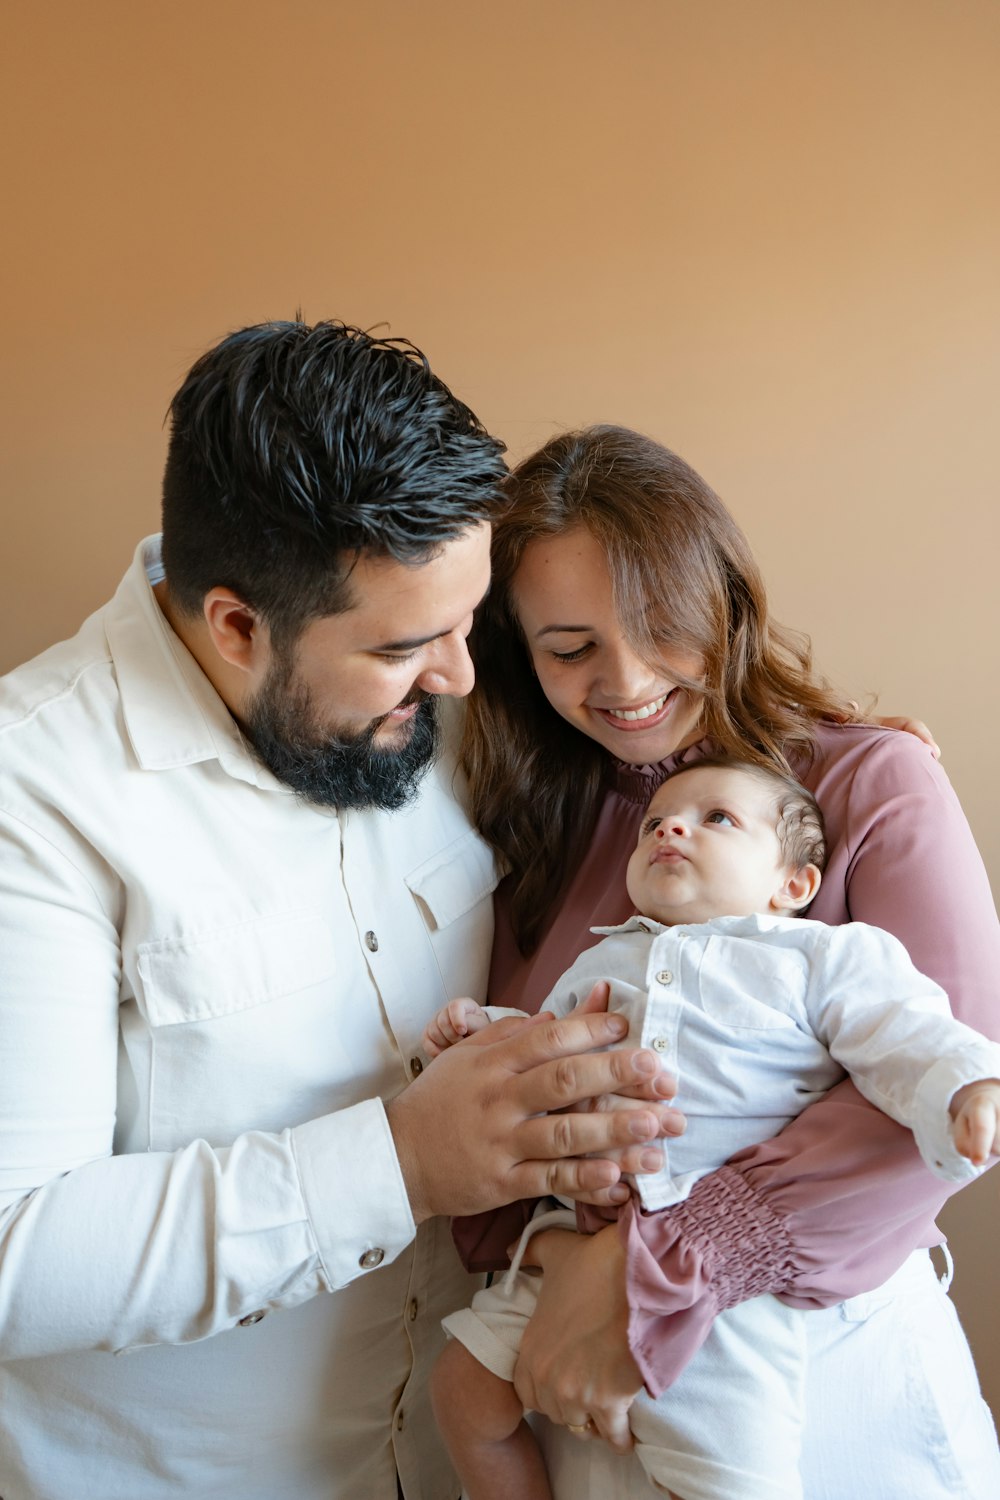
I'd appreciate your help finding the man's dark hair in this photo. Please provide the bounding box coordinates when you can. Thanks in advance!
[161,319,508,645]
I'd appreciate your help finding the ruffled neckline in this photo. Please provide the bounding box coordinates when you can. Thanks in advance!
[611,737,714,804]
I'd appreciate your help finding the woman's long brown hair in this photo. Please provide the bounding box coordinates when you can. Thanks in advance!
[463,425,860,954]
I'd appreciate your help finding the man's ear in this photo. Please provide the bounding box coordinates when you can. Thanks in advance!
[202,588,267,677]
[770,863,822,915]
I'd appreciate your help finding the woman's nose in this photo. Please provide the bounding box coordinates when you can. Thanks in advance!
[600,641,658,702]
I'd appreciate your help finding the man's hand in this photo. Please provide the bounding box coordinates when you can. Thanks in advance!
[386,1010,679,1222]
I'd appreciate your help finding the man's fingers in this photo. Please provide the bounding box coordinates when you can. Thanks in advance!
[510,1144,666,1206]
[517,1104,664,1161]
[516,1045,667,1117]
[606,1073,679,1102]
[490,1011,633,1074]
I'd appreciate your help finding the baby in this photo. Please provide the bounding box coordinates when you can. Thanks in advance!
[424,758,1000,1500]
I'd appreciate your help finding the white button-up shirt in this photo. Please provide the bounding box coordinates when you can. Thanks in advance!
[541,912,1000,1212]
[0,539,498,1500]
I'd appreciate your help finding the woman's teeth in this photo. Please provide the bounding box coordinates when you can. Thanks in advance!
[606,694,669,722]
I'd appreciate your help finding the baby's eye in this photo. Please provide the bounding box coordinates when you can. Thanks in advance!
[641,816,662,836]
[705,810,735,827]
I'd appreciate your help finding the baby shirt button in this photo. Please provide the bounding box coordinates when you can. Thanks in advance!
[652,1036,670,1052]
[655,970,673,985]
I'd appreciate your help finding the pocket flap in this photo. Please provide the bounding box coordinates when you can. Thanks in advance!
[404,828,499,930]
[137,911,336,1027]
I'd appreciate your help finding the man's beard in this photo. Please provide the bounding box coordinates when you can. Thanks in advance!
[242,659,440,811]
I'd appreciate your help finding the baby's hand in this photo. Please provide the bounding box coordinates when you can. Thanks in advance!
[423,997,491,1058]
[950,1078,1000,1166]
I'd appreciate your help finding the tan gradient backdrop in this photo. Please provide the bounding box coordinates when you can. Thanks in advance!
[3,0,999,1432]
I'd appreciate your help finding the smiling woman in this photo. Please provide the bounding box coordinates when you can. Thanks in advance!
[466,425,857,954]
[456,423,1000,1499]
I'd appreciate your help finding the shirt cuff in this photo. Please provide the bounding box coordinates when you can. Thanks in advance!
[291,1099,416,1292]
[911,1043,1000,1182]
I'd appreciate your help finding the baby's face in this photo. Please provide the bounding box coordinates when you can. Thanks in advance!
[626,765,797,926]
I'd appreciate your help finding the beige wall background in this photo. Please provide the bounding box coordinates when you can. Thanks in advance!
[3,0,999,1432]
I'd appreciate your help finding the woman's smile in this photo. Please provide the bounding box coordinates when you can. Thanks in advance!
[592,686,686,731]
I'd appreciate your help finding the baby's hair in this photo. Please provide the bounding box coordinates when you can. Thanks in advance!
[659,757,827,874]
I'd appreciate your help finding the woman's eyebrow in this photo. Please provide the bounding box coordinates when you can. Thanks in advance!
[534,622,593,637]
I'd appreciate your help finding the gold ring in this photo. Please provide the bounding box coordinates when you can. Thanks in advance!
[566,1422,588,1435]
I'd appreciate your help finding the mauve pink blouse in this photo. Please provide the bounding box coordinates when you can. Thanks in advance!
[453,723,1000,1397]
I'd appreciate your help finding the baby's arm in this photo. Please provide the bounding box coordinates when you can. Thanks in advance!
[424,998,493,1058]
[950,1079,1000,1167]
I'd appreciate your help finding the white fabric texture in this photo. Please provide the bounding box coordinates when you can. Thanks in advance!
[531,1251,1000,1500]
[0,539,498,1500]
[450,1208,807,1500]
[542,913,1000,1210]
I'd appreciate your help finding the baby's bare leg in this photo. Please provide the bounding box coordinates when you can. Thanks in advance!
[431,1338,552,1500]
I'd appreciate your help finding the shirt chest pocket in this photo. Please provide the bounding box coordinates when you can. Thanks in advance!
[695,937,800,1031]
[136,911,338,1027]
[131,913,354,1148]
[403,827,499,1002]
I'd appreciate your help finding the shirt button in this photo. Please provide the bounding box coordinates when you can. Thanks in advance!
[408,1298,419,1321]
[359,1247,385,1269]
[238,1310,266,1326]
[655,970,673,985]
[652,1037,670,1053]
[410,1057,423,1077]
[365,930,379,953]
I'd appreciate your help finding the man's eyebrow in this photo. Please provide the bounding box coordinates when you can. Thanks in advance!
[371,630,440,652]
[370,582,492,653]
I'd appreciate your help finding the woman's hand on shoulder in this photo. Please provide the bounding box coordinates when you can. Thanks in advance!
[836,701,940,759]
[875,715,940,759]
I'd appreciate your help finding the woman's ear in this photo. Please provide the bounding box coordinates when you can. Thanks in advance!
[771,863,823,914]
[202,588,265,677]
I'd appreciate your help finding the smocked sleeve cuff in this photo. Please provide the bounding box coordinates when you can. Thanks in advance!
[291,1099,416,1293]
[621,1164,795,1397]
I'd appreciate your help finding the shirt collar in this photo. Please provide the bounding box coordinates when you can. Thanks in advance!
[103,536,285,790]
[591,911,796,938]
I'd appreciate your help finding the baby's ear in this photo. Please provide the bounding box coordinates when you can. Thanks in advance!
[771,864,822,914]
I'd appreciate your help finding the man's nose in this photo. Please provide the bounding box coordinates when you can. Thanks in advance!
[416,631,476,699]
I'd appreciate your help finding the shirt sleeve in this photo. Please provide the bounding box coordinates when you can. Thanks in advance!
[0,809,416,1360]
[807,923,1000,1183]
[622,732,1000,1397]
